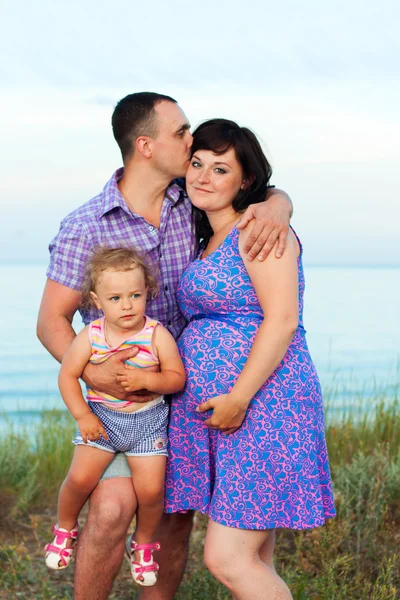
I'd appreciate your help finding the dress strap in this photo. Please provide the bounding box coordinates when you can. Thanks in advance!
[290,226,303,257]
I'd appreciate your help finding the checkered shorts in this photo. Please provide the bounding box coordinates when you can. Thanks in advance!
[73,399,169,456]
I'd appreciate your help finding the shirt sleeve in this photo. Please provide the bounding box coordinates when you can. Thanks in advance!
[46,220,93,291]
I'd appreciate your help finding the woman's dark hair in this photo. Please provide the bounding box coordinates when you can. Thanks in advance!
[191,119,273,243]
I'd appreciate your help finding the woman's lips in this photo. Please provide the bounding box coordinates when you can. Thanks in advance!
[193,187,213,193]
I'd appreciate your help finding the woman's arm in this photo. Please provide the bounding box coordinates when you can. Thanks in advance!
[198,226,299,433]
[59,326,108,442]
[116,325,186,395]
[231,226,299,403]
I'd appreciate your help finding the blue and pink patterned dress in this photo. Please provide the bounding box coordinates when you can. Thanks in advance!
[164,227,336,530]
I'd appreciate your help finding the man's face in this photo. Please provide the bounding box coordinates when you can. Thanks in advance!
[150,101,193,179]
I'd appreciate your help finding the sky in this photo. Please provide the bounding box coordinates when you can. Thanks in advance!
[1,0,399,265]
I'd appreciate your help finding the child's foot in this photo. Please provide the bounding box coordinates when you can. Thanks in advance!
[44,523,79,570]
[125,535,161,586]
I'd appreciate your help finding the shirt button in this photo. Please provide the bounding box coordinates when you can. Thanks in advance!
[168,320,172,326]
[149,225,154,231]
[165,285,168,291]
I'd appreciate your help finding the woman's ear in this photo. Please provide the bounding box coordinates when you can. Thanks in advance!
[241,174,256,190]
[90,291,101,309]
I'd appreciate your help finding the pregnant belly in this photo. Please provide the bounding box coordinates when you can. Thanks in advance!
[176,317,312,409]
[177,317,260,406]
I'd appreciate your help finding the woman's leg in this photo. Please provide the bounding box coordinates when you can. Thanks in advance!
[259,529,276,570]
[57,445,115,530]
[204,520,292,600]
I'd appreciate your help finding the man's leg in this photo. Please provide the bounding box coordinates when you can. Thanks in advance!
[74,474,136,600]
[138,511,195,600]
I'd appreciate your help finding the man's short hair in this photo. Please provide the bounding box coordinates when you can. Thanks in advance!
[112,92,177,162]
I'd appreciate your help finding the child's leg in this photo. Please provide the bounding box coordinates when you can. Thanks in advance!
[58,445,115,530]
[125,455,166,546]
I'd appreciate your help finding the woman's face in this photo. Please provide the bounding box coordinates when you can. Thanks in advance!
[186,147,244,213]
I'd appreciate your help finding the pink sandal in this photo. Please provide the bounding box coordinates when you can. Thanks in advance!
[125,536,161,586]
[44,523,79,570]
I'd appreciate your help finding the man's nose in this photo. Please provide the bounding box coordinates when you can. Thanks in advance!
[187,132,193,148]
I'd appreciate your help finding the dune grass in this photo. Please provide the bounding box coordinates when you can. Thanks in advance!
[0,390,399,599]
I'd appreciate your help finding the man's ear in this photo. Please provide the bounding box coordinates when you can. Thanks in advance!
[241,174,256,190]
[90,291,101,309]
[136,136,153,158]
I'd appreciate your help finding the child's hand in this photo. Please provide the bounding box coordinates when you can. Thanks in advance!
[77,413,108,444]
[116,368,146,393]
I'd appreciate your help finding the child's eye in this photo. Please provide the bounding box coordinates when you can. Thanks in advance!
[110,296,119,301]
[131,293,141,299]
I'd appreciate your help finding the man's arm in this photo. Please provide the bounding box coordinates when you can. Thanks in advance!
[236,188,293,262]
[37,278,149,401]
[37,279,81,363]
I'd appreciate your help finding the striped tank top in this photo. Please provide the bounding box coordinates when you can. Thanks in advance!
[86,315,160,408]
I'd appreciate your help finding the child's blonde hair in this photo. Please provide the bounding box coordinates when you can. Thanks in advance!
[81,247,159,308]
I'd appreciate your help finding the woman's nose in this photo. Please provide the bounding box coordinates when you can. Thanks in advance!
[198,169,210,183]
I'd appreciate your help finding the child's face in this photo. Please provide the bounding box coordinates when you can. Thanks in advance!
[90,267,148,331]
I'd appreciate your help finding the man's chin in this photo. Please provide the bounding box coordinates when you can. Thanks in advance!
[174,166,188,179]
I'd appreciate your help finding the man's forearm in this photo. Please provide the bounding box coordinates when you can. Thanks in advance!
[267,188,293,218]
[37,315,76,363]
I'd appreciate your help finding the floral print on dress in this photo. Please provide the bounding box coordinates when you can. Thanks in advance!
[164,227,336,530]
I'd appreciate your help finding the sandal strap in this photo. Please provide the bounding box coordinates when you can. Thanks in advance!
[130,540,160,552]
[51,523,79,544]
[133,561,160,575]
[44,544,74,567]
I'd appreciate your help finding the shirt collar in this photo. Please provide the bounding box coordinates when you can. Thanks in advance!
[99,168,128,217]
[99,169,188,218]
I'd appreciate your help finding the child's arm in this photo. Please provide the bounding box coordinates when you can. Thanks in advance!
[59,326,108,443]
[116,325,186,395]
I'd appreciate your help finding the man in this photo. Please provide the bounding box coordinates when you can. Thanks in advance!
[37,92,292,599]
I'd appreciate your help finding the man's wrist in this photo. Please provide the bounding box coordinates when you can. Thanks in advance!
[268,188,293,216]
[81,363,95,387]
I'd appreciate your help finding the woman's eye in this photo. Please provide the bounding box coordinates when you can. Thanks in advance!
[215,168,227,174]
[191,161,201,168]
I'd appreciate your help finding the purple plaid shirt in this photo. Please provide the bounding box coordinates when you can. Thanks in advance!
[47,169,198,339]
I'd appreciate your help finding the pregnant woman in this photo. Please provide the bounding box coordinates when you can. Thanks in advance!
[164,119,336,599]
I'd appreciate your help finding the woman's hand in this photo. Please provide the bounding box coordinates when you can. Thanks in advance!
[77,413,108,444]
[196,394,248,434]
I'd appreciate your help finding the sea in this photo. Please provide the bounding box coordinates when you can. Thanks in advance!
[1,264,399,430]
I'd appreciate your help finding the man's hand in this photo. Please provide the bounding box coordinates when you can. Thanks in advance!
[196,394,248,435]
[236,189,292,261]
[77,413,108,444]
[82,347,157,403]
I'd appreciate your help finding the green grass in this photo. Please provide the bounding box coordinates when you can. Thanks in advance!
[1,391,399,599]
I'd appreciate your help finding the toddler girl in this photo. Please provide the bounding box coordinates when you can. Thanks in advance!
[44,247,185,586]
